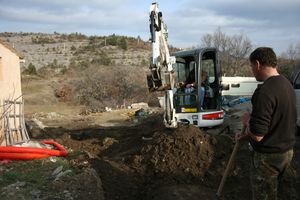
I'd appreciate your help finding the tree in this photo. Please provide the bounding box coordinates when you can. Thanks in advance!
[201,27,253,76]
[25,63,37,75]
[279,43,300,80]
[119,37,128,50]
[229,34,252,75]
[106,34,118,46]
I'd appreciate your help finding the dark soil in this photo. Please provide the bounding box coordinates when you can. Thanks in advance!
[2,112,300,200]
[54,113,300,200]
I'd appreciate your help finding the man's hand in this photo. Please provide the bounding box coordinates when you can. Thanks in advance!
[242,112,250,127]
[235,126,248,142]
[186,83,194,88]
[235,132,243,142]
[177,82,185,88]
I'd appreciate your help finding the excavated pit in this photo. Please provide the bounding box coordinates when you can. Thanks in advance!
[50,112,300,200]
[4,109,296,200]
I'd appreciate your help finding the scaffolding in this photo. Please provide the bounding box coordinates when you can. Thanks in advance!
[2,98,30,146]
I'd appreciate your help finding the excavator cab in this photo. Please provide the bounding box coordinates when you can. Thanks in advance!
[173,48,222,111]
[168,48,224,127]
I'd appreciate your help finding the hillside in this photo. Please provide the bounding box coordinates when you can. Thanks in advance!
[0,32,159,111]
[0,32,151,71]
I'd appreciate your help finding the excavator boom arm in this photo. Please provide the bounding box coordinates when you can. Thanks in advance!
[148,3,175,91]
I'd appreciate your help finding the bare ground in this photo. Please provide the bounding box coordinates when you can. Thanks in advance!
[1,108,300,200]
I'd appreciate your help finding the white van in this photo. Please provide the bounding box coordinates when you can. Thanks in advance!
[293,70,300,135]
[221,77,261,96]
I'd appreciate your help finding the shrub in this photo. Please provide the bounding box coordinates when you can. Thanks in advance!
[106,34,118,46]
[31,35,56,44]
[23,63,37,75]
[54,84,72,102]
[119,37,128,50]
[61,66,68,74]
[91,51,112,66]
[141,59,148,67]
[72,66,148,110]
[70,45,77,51]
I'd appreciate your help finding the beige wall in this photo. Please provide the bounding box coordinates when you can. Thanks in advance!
[0,57,3,80]
[0,42,23,145]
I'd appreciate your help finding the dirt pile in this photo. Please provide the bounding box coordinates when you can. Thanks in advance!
[92,114,299,200]
[141,125,215,177]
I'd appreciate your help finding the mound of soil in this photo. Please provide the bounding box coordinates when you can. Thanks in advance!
[88,113,300,200]
[141,125,215,177]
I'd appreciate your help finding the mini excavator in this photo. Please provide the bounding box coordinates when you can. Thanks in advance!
[147,2,224,128]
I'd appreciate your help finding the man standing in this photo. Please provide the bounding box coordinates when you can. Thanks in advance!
[236,47,297,199]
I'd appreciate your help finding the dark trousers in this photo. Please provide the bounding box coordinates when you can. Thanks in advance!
[250,149,293,200]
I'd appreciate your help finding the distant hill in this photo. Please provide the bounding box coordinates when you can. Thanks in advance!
[0,32,161,110]
[0,32,151,71]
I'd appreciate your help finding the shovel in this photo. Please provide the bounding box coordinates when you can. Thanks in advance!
[216,125,247,197]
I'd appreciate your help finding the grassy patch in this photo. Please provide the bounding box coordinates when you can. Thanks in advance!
[0,157,77,189]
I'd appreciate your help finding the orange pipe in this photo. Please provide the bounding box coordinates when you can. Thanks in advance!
[0,152,50,160]
[42,140,68,156]
[0,140,68,160]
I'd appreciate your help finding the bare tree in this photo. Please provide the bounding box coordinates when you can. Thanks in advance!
[229,34,252,75]
[286,43,300,60]
[202,27,230,52]
[201,34,213,48]
[279,43,300,80]
[201,27,253,76]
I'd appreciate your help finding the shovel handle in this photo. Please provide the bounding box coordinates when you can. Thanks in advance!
[216,126,247,197]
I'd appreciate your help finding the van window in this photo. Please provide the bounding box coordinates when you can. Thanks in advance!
[295,72,300,89]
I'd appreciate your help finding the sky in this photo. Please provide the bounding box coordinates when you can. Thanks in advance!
[0,0,299,55]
